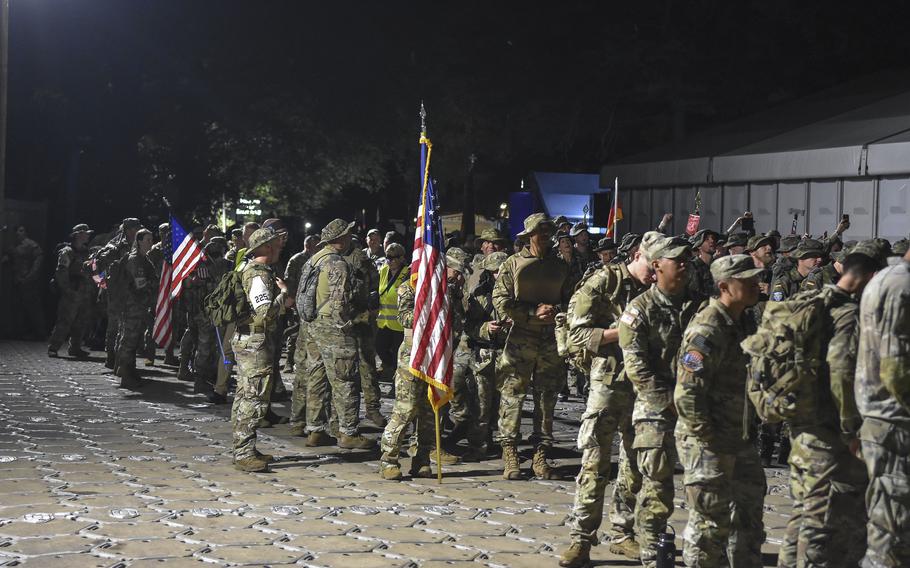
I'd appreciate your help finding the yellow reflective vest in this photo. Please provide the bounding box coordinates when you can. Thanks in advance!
[377,264,409,331]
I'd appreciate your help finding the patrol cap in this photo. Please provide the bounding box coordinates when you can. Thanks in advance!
[637,231,664,260]
[445,247,472,274]
[844,239,888,269]
[792,238,824,260]
[569,223,590,237]
[247,227,280,253]
[482,251,509,272]
[593,238,618,252]
[892,238,909,256]
[779,235,800,253]
[385,242,406,259]
[710,254,765,282]
[648,234,691,260]
[318,218,355,246]
[689,229,719,248]
[122,218,141,230]
[746,234,773,252]
[725,232,749,248]
[474,228,509,248]
[516,213,556,238]
[70,223,94,237]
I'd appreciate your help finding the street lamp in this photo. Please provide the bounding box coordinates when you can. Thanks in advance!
[304,222,312,233]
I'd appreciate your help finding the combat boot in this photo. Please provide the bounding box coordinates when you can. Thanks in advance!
[105,352,116,370]
[379,461,402,481]
[446,421,470,445]
[608,536,640,558]
[177,361,194,382]
[338,433,376,450]
[289,424,306,437]
[163,353,179,366]
[47,347,59,358]
[558,542,591,568]
[409,460,434,479]
[68,347,90,359]
[501,445,522,480]
[365,409,388,428]
[430,448,460,465]
[118,367,142,390]
[532,445,559,479]
[206,391,227,404]
[234,456,270,473]
[254,449,274,463]
[305,431,335,447]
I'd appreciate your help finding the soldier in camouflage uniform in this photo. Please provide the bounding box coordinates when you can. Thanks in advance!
[48,224,94,358]
[115,229,156,389]
[345,245,386,428]
[687,229,718,297]
[93,218,141,369]
[142,222,170,366]
[379,249,467,480]
[231,227,292,473]
[493,213,572,480]
[283,235,319,373]
[771,238,823,301]
[560,233,657,568]
[799,255,840,293]
[618,235,705,568]
[445,246,475,444]
[674,255,766,567]
[302,219,374,449]
[777,242,884,568]
[286,235,320,434]
[855,245,909,567]
[771,235,799,280]
[725,232,749,255]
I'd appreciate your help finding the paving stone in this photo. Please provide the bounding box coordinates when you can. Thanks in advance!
[0,518,93,537]
[198,544,304,564]
[80,521,187,540]
[179,527,280,546]
[285,534,379,553]
[255,518,353,537]
[310,552,416,568]
[382,542,481,562]
[93,538,201,559]
[2,534,98,556]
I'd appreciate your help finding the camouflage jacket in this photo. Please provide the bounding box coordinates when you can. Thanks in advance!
[799,263,839,293]
[309,246,360,330]
[493,247,572,329]
[54,245,91,294]
[283,250,311,297]
[123,251,156,314]
[771,255,795,282]
[686,256,714,298]
[856,261,910,428]
[619,285,704,422]
[239,261,286,333]
[674,298,756,451]
[345,246,379,318]
[568,262,647,384]
[464,269,505,349]
[770,267,806,302]
[183,257,232,316]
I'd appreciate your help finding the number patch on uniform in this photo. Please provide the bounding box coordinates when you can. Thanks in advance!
[681,351,704,372]
[248,276,271,309]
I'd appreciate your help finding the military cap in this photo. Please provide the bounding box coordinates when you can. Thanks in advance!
[553,215,570,226]
[122,218,141,230]
[569,222,590,237]
[646,234,691,260]
[157,222,170,233]
[516,213,556,238]
[70,223,93,237]
[385,242,406,259]
[366,228,381,237]
[710,254,765,282]
[317,218,355,246]
[766,230,781,238]
[638,231,664,259]
[892,238,909,256]
[725,232,749,248]
[873,238,893,257]
[617,233,643,254]
[593,237,619,252]
[716,233,729,245]
[482,251,509,272]
[247,227,280,253]
[779,235,800,253]
[792,238,825,259]
[474,228,509,247]
[208,235,228,247]
[262,218,288,235]
[445,247,472,274]
[844,239,888,269]
[689,229,719,248]
[746,234,773,252]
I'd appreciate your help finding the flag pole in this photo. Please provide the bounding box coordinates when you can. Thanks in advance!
[433,401,443,484]
[613,176,620,243]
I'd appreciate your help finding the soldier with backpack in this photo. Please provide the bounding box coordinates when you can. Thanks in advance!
[93,218,141,370]
[559,232,657,568]
[674,254,766,567]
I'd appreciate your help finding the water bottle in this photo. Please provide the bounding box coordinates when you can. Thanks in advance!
[655,525,676,568]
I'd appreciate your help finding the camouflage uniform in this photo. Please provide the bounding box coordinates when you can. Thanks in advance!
[799,263,839,293]
[567,262,648,548]
[445,247,473,434]
[93,237,133,366]
[856,260,910,568]
[686,256,714,297]
[674,298,765,567]
[115,248,156,382]
[48,239,93,353]
[283,249,310,370]
[492,247,571,448]
[231,258,287,461]
[771,267,806,302]
[778,285,868,568]
[285,249,311,429]
[619,284,703,568]
[346,247,383,420]
[178,257,231,387]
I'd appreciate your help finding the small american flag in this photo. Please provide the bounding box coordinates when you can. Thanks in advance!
[408,133,453,411]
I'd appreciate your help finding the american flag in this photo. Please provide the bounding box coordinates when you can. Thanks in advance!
[152,215,204,347]
[408,133,453,411]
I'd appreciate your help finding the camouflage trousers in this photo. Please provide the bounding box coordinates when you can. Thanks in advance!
[213,322,236,396]
[115,308,150,373]
[466,347,500,448]
[380,338,435,464]
[569,378,640,546]
[860,418,910,568]
[48,289,91,351]
[306,321,361,437]
[230,330,273,460]
[678,436,766,568]
[633,415,678,568]
[289,324,315,429]
[105,300,124,360]
[179,312,217,381]
[449,342,474,427]
[496,325,566,448]
[355,324,382,414]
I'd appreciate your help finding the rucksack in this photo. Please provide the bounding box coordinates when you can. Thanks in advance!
[204,271,249,327]
[556,265,624,373]
[296,253,339,323]
[740,291,828,423]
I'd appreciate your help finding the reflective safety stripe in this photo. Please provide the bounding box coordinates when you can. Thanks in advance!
[377,264,407,331]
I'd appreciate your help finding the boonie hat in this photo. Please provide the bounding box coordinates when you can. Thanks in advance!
[710,254,764,282]
[569,223,590,237]
[474,228,509,247]
[482,251,509,272]
[247,227,280,253]
[516,213,556,238]
[690,229,719,248]
[594,238,619,252]
[746,235,773,252]
[318,219,356,247]
[792,239,824,260]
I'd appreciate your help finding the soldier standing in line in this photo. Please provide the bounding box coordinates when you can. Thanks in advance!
[674,255,766,567]
[856,244,910,567]
[231,227,293,473]
[379,249,467,481]
[746,234,776,297]
[283,234,319,373]
[771,238,824,301]
[48,224,94,358]
[571,223,597,266]
[559,232,657,568]
[346,244,387,428]
[725,232,749,255]
[618,234,704,568]
[142,222,170,366]
[115,229,156,389]
[493,213,572,480]
[445,246,476,444]
[93,218,141,369]
[771,235,800,280]
[7,225,45,339]
[687,229,719,298]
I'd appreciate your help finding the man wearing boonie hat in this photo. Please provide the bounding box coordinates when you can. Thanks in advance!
[746,234,776,296]
[725,232,749,255]
[779,240,885,568]
[674,254,766,567]
[230,226,293,473]
[48,223,95,359]
[770,235,800,282]
[617,233,704,568]
[493,213,572,480]
[687,229,719,297]
[570,222,597,265]
[474,228,509,257]
[771,238,824,302]
[593,237,619,265]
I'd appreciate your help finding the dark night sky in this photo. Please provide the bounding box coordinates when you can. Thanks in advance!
[7,1,910,239]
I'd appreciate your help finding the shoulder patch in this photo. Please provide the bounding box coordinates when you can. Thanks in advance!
[619,305,641,327]
[681,351,704,372]
[689,333,711,354]
[248,275,271,309]
[771,290,784,302]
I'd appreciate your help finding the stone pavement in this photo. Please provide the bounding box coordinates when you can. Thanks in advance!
[0,341,791,566]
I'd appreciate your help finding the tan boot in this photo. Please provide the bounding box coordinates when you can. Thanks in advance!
[607,536,640,558]
[234,456,270,473]
[558,542,591,568]
[305,431,335,447]
[501,445,522,480]
[532,445,559,480]
[429,448,460,465]
[254,449,274,463]
[366,409,388,428]
[338,433,376,450]
[288,424,306,437]
[379,461,402,481]
[409,461,434,478]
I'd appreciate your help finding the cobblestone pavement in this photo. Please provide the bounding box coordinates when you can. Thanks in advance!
[0,341,791,566]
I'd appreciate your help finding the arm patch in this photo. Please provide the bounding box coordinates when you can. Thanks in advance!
[681,351,704,372]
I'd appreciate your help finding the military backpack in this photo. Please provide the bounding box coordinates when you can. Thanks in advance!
[296,253,340,323]
[741,291,828,423]
[204,271,249,327]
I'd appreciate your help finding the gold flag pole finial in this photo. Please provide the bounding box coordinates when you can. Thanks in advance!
[420,101,427,134]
